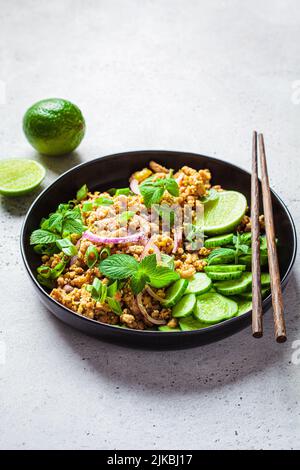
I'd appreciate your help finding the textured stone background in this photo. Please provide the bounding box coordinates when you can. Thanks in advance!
[0,0,299,450]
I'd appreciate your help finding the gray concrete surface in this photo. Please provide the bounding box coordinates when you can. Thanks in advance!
[0,0,299,450]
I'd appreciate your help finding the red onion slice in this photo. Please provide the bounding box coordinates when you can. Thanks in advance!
[70,255,78,266]
[145,285,165,303]
[129,178,141,195]
[82,230,146,245]
[136,293,166,325]
[175,173,184,184]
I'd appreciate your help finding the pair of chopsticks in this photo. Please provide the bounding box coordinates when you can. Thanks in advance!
[251,132,286,342]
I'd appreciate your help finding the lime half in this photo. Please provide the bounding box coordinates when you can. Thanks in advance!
[204,190,247,235]
[0,159,46,196]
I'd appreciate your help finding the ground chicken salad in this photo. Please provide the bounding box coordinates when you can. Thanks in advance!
[30,161,270,331]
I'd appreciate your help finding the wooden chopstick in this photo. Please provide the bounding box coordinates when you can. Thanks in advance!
[258,133,287,343]
[251,131,263,338]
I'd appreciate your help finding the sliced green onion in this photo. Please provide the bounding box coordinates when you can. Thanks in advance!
[118,211,135,224]
[37,265,52,279]
[99,247,111,260]
[50,258,68,279]
[115,188,130,196]
[107,188,117,196]
[95,196,114,206]
[76,184,89,201]
[85,245,99,268]
[86,277,107,303]
[56,239,78,257]
[37,274,54,289]
[82,201,93,212]
[107,280,118,297]
[107,297,123,315]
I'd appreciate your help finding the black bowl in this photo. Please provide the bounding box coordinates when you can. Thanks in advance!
[20,150,297,349]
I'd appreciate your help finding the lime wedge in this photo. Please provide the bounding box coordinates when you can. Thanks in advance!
[204,190,247,235]
[0,159,46,196]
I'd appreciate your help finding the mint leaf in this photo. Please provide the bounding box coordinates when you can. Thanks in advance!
[30,229,60,245]
[139,253,157,276]
[165,178,179,197]
[100,254,139,279]
[41,213,63,233]
[62,215,85,235]
[148,267,180,288]
[130,271,150,294]
[140,177,179,208]
[140,183,164,208]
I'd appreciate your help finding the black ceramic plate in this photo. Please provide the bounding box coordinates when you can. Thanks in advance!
[21,151,297,349]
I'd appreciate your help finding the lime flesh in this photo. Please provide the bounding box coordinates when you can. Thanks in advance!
[204,191,247,235]
[0,159,46,196]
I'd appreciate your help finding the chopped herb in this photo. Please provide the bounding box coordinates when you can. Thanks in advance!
[107,280,118,297]
[95,196,114,206]
[82,201,93,212]
[56,238,77,257]
[76,184,88,201]
[99,246,111,260]
[140,177,179,208]
[115,188,131,196]
[117,211,135,224]
[107,297,123,315]
[85,245,99,268]
[86,277,107,303]
[30,229,60,245]
[100,253,179,294]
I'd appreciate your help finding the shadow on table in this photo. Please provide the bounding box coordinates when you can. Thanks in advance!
[39,151,82,176]
[1,151,83,216]
[49,272,299,396]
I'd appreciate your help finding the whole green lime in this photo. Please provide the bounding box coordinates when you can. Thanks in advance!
[23,98,86,156]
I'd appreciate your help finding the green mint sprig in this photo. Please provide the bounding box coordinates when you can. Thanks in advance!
[30,198,86,247]
[99,253,179,294]
[140,176,179,208]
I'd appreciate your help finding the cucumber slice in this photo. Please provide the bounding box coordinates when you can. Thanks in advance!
[204,233,234,248]
[172,294,196,318]
[214,272,252,295]
[239,253,269,267]
[158,325,181,332]
[194,292,238,324]
[162,279,188,307]
[231,296,252,316]
[179,316,208,331]
[241,286,270,300]
[206,270,242,281]
[205,264,246,273]
[204,191,247,235]
[207,248,236,265]
[185,272,212,295]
